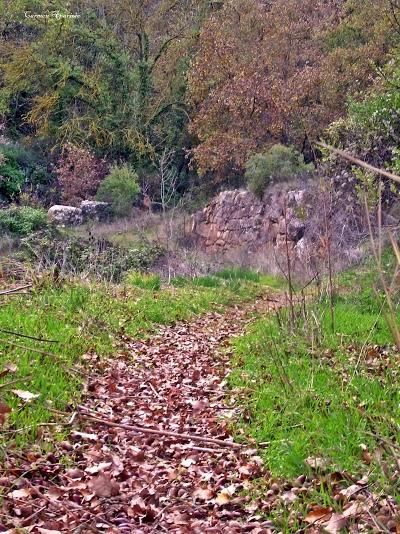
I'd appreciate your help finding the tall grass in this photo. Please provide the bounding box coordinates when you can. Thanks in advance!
[229,253,400,479]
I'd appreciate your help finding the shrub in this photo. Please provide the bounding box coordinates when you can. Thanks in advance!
[0,147,26,200]
[0,144,55,205]
[20,228,164,283]
[56,143,108,205]
[244,144,312,198]
[96,163,140,217]
[0,206,48,236]
[126,271,161,290]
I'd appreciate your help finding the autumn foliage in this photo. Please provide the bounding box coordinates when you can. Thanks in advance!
[56,144,108,205]
[0,0,398,191]
[188,0,394,177]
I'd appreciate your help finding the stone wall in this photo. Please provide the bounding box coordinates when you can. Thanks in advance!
[191,189,310,254]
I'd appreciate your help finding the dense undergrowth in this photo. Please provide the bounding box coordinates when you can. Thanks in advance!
[2,227,164,283]
[229,254,400,525]
[0,269,274,449]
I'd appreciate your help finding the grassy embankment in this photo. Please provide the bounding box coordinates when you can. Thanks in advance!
[229,255,400,522]
[0,268,281,449]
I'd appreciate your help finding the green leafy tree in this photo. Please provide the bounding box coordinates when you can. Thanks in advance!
[0,0,205,168]
[96,163,140,216]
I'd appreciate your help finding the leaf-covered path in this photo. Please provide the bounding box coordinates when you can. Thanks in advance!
[2,295,282,533]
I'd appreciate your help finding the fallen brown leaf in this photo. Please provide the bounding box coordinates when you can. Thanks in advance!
[89,474,120,498]
[304,506,332,524]
[305,456,329,471]
[322,512,348,533]
[193,487,214,501]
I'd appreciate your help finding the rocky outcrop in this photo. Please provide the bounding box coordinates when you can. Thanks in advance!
[48,205,83,226]
[48,200,110,226]
[80,200,110,221]
[191,189,309,253]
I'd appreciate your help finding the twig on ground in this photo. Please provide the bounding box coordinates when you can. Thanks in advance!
[363,430,400,452]
[182,445,228,453]
[0,284,32,296]
[0,337,87,379]
[77,408,242,449]
[0,328,58,343]
[367,510,391,533]
[182,383,221,394]
[0,375,32,389]
[16,505,47,525]
[148,381,162,399]
[0,338,61,358]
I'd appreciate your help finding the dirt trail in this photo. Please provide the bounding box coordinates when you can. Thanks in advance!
[2,294,282,533]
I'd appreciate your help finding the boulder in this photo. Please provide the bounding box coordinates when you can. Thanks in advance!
[80,200,110,221]
[48,205,83,226]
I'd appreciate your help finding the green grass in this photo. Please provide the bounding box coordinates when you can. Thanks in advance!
[215,267,286,288]
[126,270,161,290]
[171,275,222,288]
[0,273,271,448]
[229,259,400,481]
[216,267,262,282]
[171,269,286,290]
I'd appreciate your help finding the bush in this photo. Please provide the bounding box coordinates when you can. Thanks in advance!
[56,143,108,205]
[20,228,164,283]
[0,206,48,236]
[96,164,140,217]
[245,144,312,198]
[0,144,57,205]
[126,271,161,290]
[0,147,26,200]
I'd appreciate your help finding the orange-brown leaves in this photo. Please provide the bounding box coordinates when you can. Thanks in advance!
[188,0,393,177]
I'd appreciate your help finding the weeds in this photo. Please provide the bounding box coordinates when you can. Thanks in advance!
[18,227,164,283]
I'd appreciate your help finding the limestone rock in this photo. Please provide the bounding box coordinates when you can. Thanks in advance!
[48,205,83,226]
[80,200,110,221]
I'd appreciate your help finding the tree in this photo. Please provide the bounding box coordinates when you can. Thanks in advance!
[188,0,395,178]
[0,0,206,168]
[55,143,108,205]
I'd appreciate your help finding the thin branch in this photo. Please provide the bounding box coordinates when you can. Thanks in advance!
[0,284,31,296]
[0,375,32,390]
[0,338,61,358]
[150,34,182,72]
[77,409,242,449]
[316,142,400,185]
[0,329,58,344]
